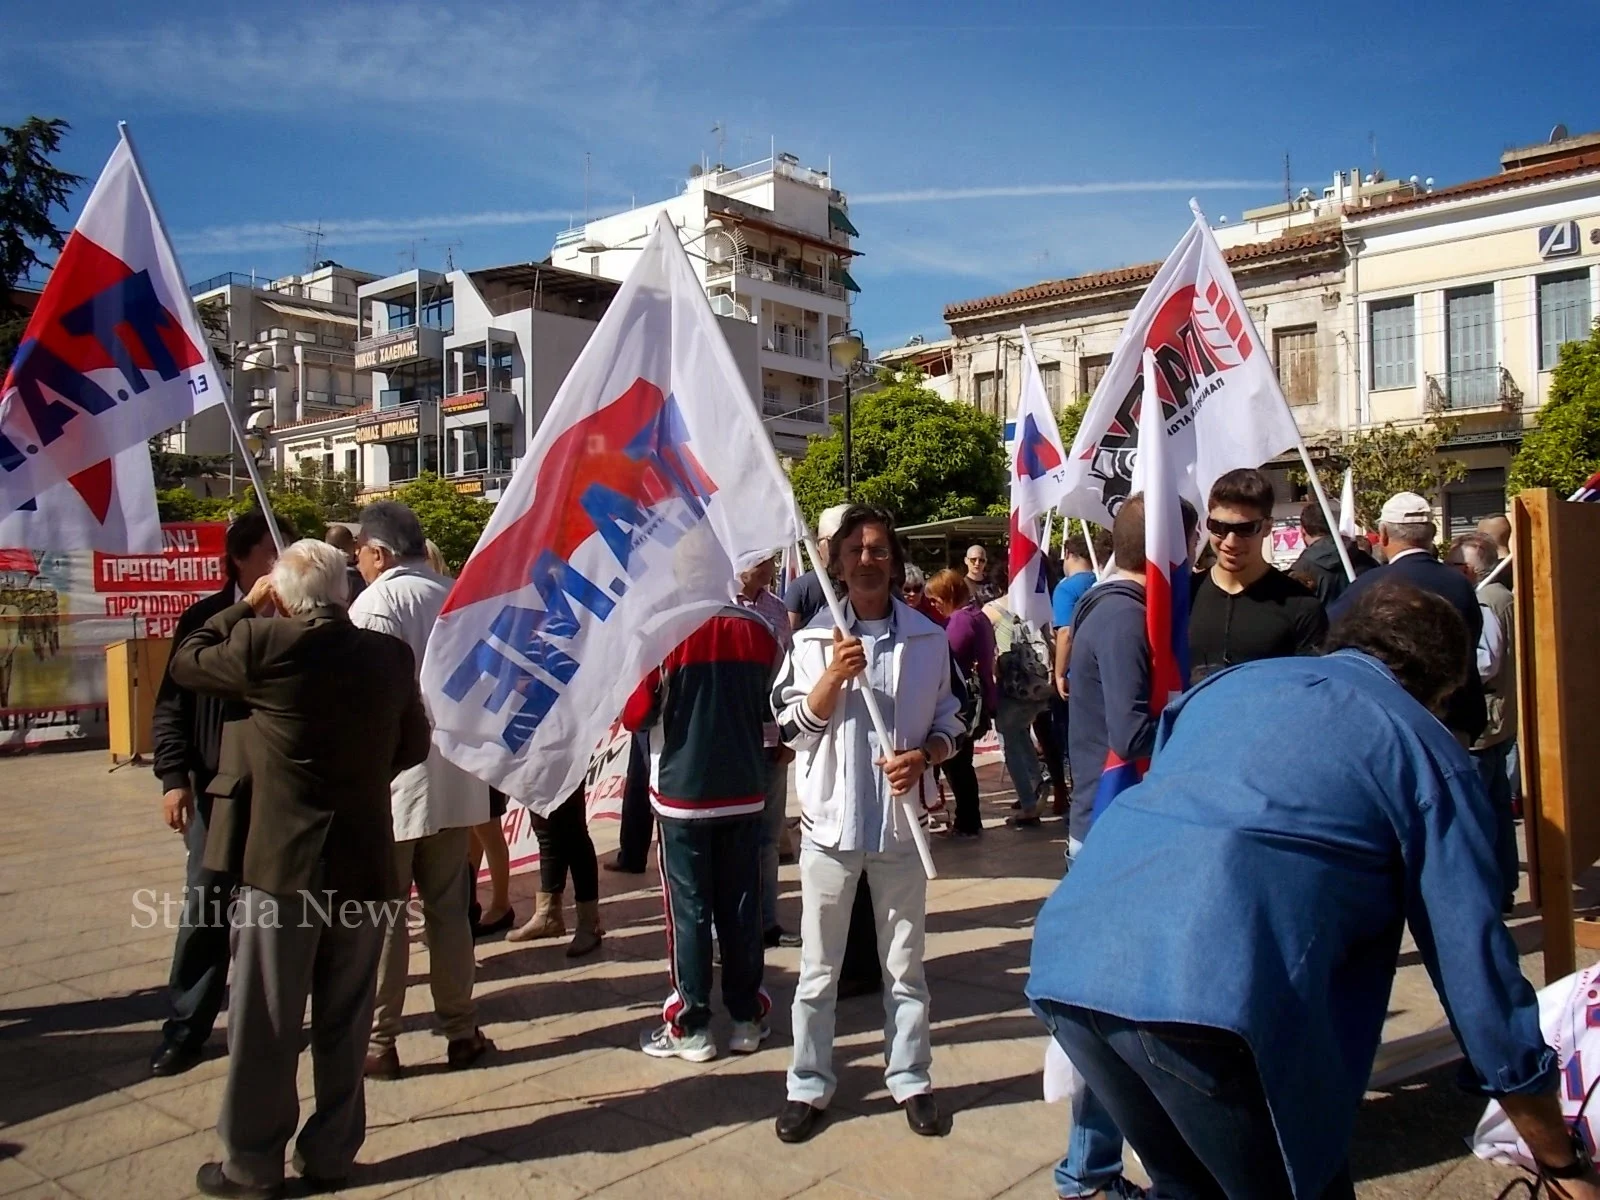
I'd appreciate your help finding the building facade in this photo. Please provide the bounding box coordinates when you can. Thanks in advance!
[547,154,860,457]
[186,262,378,459]
[938,130,1600,530]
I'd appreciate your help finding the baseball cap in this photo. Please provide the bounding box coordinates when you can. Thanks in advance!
[735,549,776,574]
[1378,492,1432,525]
[817,503,851,541]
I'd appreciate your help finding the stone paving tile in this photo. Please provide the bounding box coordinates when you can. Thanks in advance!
[0,1157,48,1198]
[9,1099,193,1180]
[382,1154,588,1200]
[587,1136,821,1199]
[54,1129,219,1200]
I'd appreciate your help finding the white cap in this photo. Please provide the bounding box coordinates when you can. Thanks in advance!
[817,503,851,541]
[1378,492,1432,525]
[735,549,775,575]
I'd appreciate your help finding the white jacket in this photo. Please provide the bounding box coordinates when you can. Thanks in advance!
[348,562,489,841]
[773,598,964,850]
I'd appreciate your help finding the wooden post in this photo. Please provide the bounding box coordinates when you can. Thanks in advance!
[1516,489,1600,980]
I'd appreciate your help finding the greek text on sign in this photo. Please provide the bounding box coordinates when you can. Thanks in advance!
[355,415,420,443]
[353,328,423,370]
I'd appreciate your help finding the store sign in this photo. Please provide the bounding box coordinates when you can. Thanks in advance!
[354,327,422,370]
[443,391,488,415]
[355,413,419,444]
[454,477,484,495]
[1538,220,1581,260]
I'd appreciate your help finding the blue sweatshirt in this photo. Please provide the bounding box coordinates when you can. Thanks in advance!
[1064,579,1156,843]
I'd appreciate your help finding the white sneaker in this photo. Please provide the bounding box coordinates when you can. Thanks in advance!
[639,1023,716,1062]
[728,1020,771,1055]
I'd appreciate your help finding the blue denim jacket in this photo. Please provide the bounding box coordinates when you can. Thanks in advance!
[1026,650,1555,1199]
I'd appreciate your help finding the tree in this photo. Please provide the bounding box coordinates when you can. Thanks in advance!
[1293,420,1466,532]
[790,366,1007,527]
[1508,323,1600,497]
[390,473,494,572]
[1056,394,1091,453]
[0,117,85,374]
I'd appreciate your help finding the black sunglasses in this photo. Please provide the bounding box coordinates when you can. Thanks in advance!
[1206,516,1266,539]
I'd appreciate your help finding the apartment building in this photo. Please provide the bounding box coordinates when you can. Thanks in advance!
[185,261,378,459]
[269,260,758,500]
[548,153,860,457]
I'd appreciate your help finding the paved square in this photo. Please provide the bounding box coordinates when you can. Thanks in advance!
[0,750,1567,1198]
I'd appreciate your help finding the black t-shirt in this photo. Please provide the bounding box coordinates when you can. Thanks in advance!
[1187,566,1328,683]
[784,570,828,627]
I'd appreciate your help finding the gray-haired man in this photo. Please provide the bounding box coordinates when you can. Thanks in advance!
[351,502,493,1080]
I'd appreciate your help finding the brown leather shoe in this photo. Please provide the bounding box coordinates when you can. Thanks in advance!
[363,1047,401,1081]
[447,1029,494,1070]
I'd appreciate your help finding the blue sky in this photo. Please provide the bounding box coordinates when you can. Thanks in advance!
[5,0,1597,353]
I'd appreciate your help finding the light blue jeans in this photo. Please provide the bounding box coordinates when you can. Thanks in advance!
[995,699,1045,815]
[1055,1083,1128,1197]
[788,843,930,1107]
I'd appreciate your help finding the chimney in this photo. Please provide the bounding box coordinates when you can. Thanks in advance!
[1350,167,1363,208]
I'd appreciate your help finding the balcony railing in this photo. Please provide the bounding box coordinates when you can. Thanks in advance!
[708,259,845,301]
[767,330,823,361]
[762,395,824,422]
[1425,366,1523,413]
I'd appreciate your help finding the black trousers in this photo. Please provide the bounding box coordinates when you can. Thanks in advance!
[943,742,983,834]
[535,786,599,903]
[616,732,655,871]
[164,790,237,1049]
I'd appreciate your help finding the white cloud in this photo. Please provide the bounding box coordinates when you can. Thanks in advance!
[175,206,624,256]
[852,180,1275,205]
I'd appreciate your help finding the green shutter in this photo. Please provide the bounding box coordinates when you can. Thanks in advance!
[828,205,859,237]
[831,266,861,293]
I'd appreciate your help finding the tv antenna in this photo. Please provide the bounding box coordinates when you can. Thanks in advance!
[283,221,325,272]
[711,121,726,164]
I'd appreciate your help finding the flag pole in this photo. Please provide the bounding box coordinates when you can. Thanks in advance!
[116,122,284,553]
[1079,517,1103,576]
[797,512,937,881]
[1291,434,1355,583]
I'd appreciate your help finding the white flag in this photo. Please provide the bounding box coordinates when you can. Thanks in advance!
[0,126,224,520]
[0,442,160,553]
[1006,328,1070,627]
[1338,467,1359,539]
[421,213,800,811]
[1058,207,1303,526]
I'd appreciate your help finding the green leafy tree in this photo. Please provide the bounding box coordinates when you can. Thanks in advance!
[1057,394,1091,454]
[390,473,494,572]
[791,366,1007,526]
[1509,323,1600,497]
[0,117,85,374]
[1293,420,1466,531]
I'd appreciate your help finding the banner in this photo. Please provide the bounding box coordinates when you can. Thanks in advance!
[1007,327,1069,628]
[0,521,225,749]
[0,127,224,522]
[1058,208,1303,527]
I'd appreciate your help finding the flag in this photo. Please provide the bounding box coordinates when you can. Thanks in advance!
[1058,205,1304,527]
[0,442,159,553]
[1575,469,1600,503]
[1007,327,1070,627]
[1091,349,1191,824]
[0,127,223,524]
[421,213,800,811]
[1338,467,1359,539]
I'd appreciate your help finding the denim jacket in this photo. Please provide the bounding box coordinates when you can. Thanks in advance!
[1026,650,1555,1198]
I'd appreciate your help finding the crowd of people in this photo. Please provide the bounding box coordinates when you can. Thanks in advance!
[145,472,1586,1200]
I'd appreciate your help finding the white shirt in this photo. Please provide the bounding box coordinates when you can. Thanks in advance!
[349,561,489,841]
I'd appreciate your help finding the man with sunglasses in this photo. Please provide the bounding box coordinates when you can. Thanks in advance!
[1188,468,1326,683]
[963,544,1001,605]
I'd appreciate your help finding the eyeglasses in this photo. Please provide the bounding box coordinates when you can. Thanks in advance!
[903,584,923,596]
[841,544,893,562]
[966,556,986,565]
[1206,517,1266,539]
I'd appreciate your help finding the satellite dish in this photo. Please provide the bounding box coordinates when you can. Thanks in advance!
[1551,123,1570,143]
[688,163,704,177]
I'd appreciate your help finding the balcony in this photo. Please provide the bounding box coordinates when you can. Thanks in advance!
[1425,366,1523,414]
[766,328,823,362]
[762,391,824,422]
[708,258,846,302]
[354,325,444,370]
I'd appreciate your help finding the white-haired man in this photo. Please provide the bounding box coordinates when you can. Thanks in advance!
[786,503,851,632]
[169,539,430,1199]
[350,501,494,1081]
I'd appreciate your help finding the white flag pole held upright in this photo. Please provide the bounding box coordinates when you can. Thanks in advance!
[117,123,283,553]
[798,516,938,881]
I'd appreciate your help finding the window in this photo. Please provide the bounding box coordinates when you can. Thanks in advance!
[422,435,439,475]
[1446,285,1496,406]
[344,449,357,480]
[461,425,488,473]
[1273,326,1319,407]
[387,441,418,482]
[1079,354,1112,399]
[322,452,335,477]
[491,347,514,391]
[1369,298,1415,390]
[1446,467,1506,538]
[974,371,996,412]
[385,301,415,331]
[1539,270,1592,370]
[1038,362,1063,408]
[493,424,514,472]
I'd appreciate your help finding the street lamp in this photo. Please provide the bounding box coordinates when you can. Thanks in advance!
[828,328,865,500]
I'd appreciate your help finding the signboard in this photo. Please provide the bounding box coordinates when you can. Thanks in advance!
[454,477,484,495]
[354,327,422,370]
[1539,221,1581,260]
[443,391,488,415]
[355,413,420,444]
[0,522,225,749]
[1270,521,1306,567]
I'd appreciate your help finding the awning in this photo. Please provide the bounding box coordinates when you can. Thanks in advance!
[829,205,860,237]
[262,299,358,327]
[831,267,861,293]
[238,348,276,372]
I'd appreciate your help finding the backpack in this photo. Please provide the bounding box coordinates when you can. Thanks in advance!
[988,604,1053,706]
[947,647,983,744]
